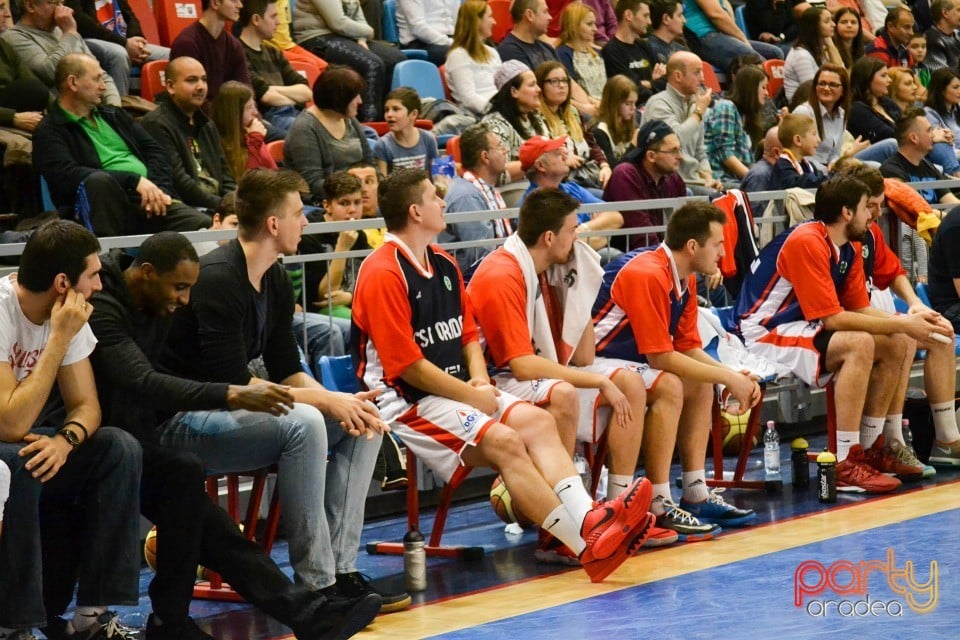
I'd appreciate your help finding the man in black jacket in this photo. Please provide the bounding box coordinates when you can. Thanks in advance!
[140,57,236,211]
[88,231,382,640]
[32,53,211,236]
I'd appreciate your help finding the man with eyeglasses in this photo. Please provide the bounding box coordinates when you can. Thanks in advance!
[2,0,122,106]
[438,123,513,274]
[603,120,686,251]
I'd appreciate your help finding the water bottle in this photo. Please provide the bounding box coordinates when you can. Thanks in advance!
[403,529,427,592]
[816,449,837,503]
[791,437,809,488]
[763,420,781,474]
[902,418,913,452]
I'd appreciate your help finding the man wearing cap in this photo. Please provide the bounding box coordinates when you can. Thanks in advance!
[520,136,623,253]
[640,51,722,194]
[438,123,513,273]
[603,120,686,251]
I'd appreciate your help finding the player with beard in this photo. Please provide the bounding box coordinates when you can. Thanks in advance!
[735,175,950,494]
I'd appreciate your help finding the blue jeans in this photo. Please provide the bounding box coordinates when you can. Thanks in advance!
[928,141,960,175]
[0,427,142,629]
[854,137,900,165]
[697,32,783,70]
[156,403,381,590]
[293,312,351,377]
[263,105,302,140]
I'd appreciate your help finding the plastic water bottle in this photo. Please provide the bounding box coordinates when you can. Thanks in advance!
[403,529,426,592]
[763,420,781,474]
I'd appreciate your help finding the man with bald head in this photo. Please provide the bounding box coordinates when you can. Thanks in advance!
[141,57,236,211]
[741,126,782,213]
[640,51,723,194]
[33,53,211,236]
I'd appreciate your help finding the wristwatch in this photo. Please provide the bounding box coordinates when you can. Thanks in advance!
[57,427,81,450]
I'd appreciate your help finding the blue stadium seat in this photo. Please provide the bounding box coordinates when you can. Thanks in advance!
[735,4,750,39]
[319,355,358,393]
[392,59,446,97]
[382,0,429,60]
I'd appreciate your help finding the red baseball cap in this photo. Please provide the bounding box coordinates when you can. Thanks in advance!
[519,136,567,172]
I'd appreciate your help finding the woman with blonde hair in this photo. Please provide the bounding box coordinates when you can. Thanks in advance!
[556,4,607,100]
[536,60,611,189]
[210,81,277,184]
[591,75,639,166]
[445,0,503,116]
[887,66,922,113]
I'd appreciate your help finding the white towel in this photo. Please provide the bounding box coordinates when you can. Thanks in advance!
[502,234,604,365]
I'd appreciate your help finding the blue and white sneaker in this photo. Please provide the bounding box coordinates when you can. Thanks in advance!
[680,488,757,527]
[655,498,720,542]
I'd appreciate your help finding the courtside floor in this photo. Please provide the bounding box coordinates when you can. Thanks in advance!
[99,440,960,640]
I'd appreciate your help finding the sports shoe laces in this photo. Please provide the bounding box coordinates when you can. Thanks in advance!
[891,442,922,468]
[97,612,139,639]
[661,498,702,526]
[842,459,883,482]
[704,488,732,507]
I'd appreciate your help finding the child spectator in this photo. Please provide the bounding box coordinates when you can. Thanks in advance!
[374,87,439,174]
[910,32,932,91]
[211,81,278,184]
[772,113,828,189]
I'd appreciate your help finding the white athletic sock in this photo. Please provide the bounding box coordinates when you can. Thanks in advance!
[71,607,107,632]
[859,416,884,449]
[541,504,586,556]
[836,431,857,462]
[681,470,709,503]
[650,483,672,516]
[606,474,633,500]
[931,401,960,442]
[0,461,9,522]
[883,414,905,446]
[552,476,593,525]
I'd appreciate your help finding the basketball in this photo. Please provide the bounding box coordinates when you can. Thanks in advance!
[489,475,534,528]
[144,524,243,579]
[720,407,757,457]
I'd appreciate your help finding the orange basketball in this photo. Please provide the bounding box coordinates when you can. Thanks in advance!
[720,407,757,457]
[489,475,534,528]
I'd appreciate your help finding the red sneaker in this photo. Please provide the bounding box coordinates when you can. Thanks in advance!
[862,436,923,481]
[582,512,655,583]
[641,522,679,548]
[837,445,902,494]
[535,530,581,566]
[581,477,653,559]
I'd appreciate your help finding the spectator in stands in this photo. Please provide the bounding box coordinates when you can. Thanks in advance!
[833,7,865,70]
[238,0,313,138]
[923,0,960,71]
[0,220,142,640]
[736,175,948,493]
[603,120,686,250]
[866,6,915,67]
[141,57,237,212]
[284,65,374,202]
[888,65,922,112]
[536,61,611,191]
[641,51,723,193]
[262,0,328,77]
[771,113,829,189]
[481,59,547,182]
[88,231,385,640]
[467,187,651,560]
[374,87,439,174]
[646,0,688,65]
[836,162,956,473]
[923,67,960,166]
[161,169,411,613]
[33,54,211,236]
[601,0,663,105]
[293,0,406,121]
[347,161,384,247]
[592,74,639,166]
[66,0,169,98]
[740,125,781,205]
[170,0,252,104]
[783,6,843,102]
[210,80,278,184]
[704,64,768,183]
[849,55,901,143]
[557,4,606,100]
[593,201,760,538]
[910,31,932,89]
[438,123,510,272]
[3,0,121,106]
[680,0,784,69]
[445,0,501,117]
[352,167,655,583]
[828,0,883,41]
[498,0,598,115]
[745,0,800,53]
[397,0,459,66]
[880,107,960,204]
[520,136,623,251]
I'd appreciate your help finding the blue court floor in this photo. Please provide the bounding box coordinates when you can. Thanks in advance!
[79,436,960,640]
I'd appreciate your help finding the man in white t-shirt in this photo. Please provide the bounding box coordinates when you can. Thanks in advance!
[0,220,142,640]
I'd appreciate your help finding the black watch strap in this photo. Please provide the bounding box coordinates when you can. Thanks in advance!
[57,427,81,450]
